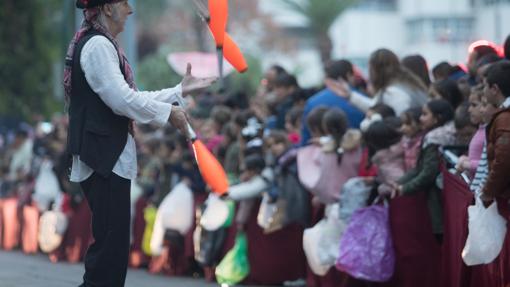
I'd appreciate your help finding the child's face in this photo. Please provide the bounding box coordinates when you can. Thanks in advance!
[480,95,498,124]
[468,93,483,125]
[265,137,286,157]
[420,105,438,131]
[285,115,299,133]
[400,115,420,138]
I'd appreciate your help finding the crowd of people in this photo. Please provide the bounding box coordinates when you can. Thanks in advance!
[1,35,510,286]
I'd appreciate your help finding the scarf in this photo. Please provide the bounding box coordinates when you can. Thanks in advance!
[63,8,136,110]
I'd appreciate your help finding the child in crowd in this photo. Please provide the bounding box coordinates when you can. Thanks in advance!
[454,103,478,146]
[285,106,304,145]
[358,103,396,177]
[469,90,500,193]
[297,107,361,204]
[399,107,425,171]
[456,86,486,176]
[363,118,405,197]
[359,103,396,132]
[393,99,455,234]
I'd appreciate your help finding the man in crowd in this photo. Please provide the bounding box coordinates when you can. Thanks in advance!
[480,61,510,204]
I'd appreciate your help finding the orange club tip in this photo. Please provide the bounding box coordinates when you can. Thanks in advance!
[191,140,229,195]
[223,33,248,73]
[208,0,228,47]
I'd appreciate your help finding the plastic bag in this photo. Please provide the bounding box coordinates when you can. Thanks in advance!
[338,177,372,222]
[150,182,194,255]
[142,206,157,256]
[158,182,194,234]
[38,210,68,253]
[303,203,346,275]
[33,159,61,212]
[194,204,228,267]
[200,193,234,231]
[303,220,330,276]
[257,192,286,233]
[462,197,507,266]
[215,232,250,285]
[336,204,395,282]
[317,204,345,265]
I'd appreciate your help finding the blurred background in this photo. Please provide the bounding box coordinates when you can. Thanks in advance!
[1,0,509,122]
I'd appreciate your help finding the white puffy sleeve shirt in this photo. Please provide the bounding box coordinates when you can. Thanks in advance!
[70,35,182,182]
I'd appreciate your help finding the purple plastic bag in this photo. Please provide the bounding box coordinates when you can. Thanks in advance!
[335,205,395,282]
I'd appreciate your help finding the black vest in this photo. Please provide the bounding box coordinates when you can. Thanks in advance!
[67,30,130,178]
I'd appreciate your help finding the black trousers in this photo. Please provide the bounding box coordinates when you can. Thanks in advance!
[79,172,131,287]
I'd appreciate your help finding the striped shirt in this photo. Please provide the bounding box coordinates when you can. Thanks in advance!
[470,142,488,195]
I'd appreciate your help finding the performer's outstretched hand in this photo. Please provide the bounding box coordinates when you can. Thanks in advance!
[181,63,217,96]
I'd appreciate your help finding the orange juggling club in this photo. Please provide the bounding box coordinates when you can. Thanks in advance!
[192,0,248,73]
[208,0,228,87]
[223,33,248,73]
[191,139,229,196]
[208,0,228,48]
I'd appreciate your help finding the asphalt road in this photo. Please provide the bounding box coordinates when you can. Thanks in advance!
[0,250,218,287]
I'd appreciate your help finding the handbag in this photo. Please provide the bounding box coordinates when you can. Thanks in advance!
[257,192,286,234]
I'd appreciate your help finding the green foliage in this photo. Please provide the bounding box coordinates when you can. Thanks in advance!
[0,0,64,121]
[136,46,182,91]
[279,0,357,34]
[278,0,358,63]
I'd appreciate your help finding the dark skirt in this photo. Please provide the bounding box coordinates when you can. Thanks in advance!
[389,192,441,287]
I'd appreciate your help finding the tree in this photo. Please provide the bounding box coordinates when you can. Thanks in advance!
[279,0,358,65]
[0,0,63,122]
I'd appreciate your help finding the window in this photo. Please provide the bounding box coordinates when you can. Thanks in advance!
[352,0,397,11]
[406,17,474,44]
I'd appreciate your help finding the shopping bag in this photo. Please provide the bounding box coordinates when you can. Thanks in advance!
[142,206,157,256]
[257,192,286,234]
[338,177,372,221]
[336,204,395,282]
[38,210,68,253]
[303,220,330,276]
[303,203,345,276]
[215,232,250,285]
[462,197,507,266]
[200,193,234,231]
[193,203,228,267]
[317,204,345,265]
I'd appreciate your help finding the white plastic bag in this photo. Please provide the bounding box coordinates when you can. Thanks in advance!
[303,220,330,276]
[303,203,346,275]
[150,182,193,255]
[33,159,61,212]
[38,210,68,253]
[317,204,346,265]
[338,177,372,222]
[462,197,507,266]
[200,193,230,231]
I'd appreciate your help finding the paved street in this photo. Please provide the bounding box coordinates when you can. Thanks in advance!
[0,250,217,287]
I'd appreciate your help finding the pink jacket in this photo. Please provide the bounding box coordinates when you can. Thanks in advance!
[400,133,424,172]
[297,145,361,204]
[467,125,486,174]
[371,143,406,184]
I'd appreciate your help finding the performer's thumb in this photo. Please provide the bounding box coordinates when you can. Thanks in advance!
[186,63,192,76]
